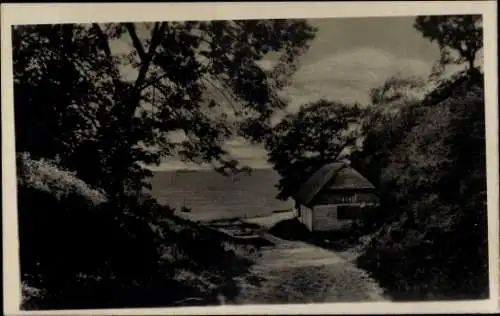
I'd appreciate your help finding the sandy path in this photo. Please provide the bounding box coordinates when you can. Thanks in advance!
[233,215,388,304]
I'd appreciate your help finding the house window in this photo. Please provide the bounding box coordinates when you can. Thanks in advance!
[337,206,360,220]
[338,193,357,204]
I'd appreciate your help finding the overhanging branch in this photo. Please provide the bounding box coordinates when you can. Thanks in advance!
[92,23,113,59]
[123,22,168,118]
[124,23,147,61]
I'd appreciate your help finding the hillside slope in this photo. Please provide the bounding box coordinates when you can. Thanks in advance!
[17,153,258,309]
[356,71,488,300]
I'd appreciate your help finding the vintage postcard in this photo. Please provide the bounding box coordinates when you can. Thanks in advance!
[1,1,498,315]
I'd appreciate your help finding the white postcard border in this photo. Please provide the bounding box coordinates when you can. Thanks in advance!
[2,1,498,315]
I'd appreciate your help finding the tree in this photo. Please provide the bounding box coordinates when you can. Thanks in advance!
[350,75,428,188]
[414,15,483,73]
[354,16,488,299]
[357,71,488,299]
[369,75,427,108]
[266,100,363,200]
[15,21,321,310]
[13,20,317,200]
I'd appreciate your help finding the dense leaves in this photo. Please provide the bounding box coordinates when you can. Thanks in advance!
[13,20,316,199]
[18,154,257,309]
[369,75,427,108]
[355,71,487,300]
[350,17,487,300]
[414,15,483,72]
[14,20,317,309]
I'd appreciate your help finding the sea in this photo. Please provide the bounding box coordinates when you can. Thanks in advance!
[148,168,294,222]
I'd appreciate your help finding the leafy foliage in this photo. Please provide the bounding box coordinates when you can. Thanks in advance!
[355,72,487,300]
[414,15,483,72]
[350,18,487,298]
[18,154,258,309]
[14,20,317,309]
[369,75,427,108]
[266,100,363,200]
[13,21,316,199]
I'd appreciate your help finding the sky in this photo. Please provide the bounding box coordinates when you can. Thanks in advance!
[119,17,442,171]
[266,17,440,109]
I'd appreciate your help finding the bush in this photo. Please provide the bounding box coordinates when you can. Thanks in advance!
[269,218,311,241]
[18,168,167,308]
[18,152,107,205]
[18,155,254,309]
[355,72,488,301]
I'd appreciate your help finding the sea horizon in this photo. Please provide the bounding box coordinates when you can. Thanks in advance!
[148,167,294,222]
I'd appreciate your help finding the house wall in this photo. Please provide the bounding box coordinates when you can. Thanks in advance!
[312,205,354,231]
[312,189,379,206]
[296,190,380,232]
[295,205,314,231]
[312,191,379,232]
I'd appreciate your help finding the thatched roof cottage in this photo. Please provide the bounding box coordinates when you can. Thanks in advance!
[293,162,379,232]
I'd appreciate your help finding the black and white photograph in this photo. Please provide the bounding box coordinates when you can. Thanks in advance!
[2,2,498,315]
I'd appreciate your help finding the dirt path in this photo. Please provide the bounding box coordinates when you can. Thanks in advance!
[232,214,388,304]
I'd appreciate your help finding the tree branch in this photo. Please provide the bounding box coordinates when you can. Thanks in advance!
[140,72,171,91]
[124,23,147,61]
[92,23,113,59]
[201,75,241,116]
[150,81,172,100]
[123,22,167,118]
[140,58,210,91]
[91,24,124,85]
[91,23,127,122]
[133,22,167,90]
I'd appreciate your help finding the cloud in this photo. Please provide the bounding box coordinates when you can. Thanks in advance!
[151,48,435,171]
[150,136,270,171]
[223,137,271,169]
[223,137,269,168]
[148,160,210,171]
[282,47,433,112]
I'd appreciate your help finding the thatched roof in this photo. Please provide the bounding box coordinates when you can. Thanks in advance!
[293,162,375,206]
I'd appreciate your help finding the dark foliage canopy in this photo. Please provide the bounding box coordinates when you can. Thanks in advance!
[266,100,363,200]
[13,20,316,199]
[414,15,483,73]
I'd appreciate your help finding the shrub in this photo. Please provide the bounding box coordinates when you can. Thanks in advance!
[18,154,255,309]
[269,218,311,241]
[17,152,107,205]
[18,175,167,308]
[355,72,488,300]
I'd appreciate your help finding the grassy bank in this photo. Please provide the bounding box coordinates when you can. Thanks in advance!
[18,153,259,310]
